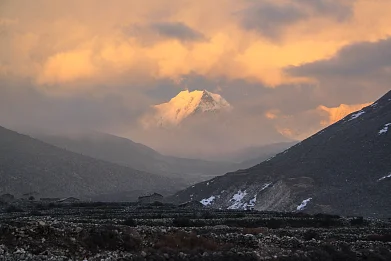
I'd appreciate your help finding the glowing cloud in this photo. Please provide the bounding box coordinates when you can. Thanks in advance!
[318,103,373,126]
[265,110,279,119]
[1,0,391,156]
[37,49,96,85]
[0,0,390,90]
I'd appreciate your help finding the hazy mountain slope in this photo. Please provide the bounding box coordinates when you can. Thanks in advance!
[220,142,298,169]
[0,126,181,200]
[173,90,391,217]
[34,131,237,184]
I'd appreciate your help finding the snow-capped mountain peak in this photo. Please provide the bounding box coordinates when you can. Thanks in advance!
[148,89,232,127]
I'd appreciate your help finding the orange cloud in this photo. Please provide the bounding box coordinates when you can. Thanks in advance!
[318,103,373,126]
[270,101,374,141]
[1,0,391,90]
[37,49,96,85]
[265,110,279,119]
[276,127,294,138]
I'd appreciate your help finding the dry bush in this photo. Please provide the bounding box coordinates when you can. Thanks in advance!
[81,225,142,252]
[242,227,266,235]
[155,231,227,251]
[367,234,391,242]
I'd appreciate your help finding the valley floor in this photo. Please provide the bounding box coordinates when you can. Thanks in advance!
[0,202,390,260]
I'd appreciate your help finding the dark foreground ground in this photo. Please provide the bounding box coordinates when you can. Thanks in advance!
[0,201,390,261]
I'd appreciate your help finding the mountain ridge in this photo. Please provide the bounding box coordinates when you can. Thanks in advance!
[33,131,296,185]
[0,125,181,200]
[172,90,391,217]
[33,131,238,185]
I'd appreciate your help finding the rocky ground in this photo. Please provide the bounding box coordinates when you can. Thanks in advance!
[0,201,390,260]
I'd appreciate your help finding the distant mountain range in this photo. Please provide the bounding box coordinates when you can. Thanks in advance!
[172,90,391,217]
[0,125,293,200]
[0,126,181,200]
[33,131,236,185]
[33,131,294,185]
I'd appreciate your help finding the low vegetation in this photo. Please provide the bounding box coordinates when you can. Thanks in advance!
[0,201,390,260]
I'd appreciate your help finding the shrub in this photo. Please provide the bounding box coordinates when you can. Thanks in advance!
[35,203,47,210]
[29,210,42,216]
[5,205,23,213]
[123,218,137,227]
[317,216,335,228]
[314,213,341,219]
[151,201,164,206]
[321,243,357,261]
[231,212,246,218]
[155,231,224,251]
[201,211,216,219]
[190,219,207,227]
[82,226,141,252]
[367,234,391,242]
[173,217,192,227]
[243,227,266,235]
[350,217,367,226]
[267,218,283,229]
[303,229,320,241]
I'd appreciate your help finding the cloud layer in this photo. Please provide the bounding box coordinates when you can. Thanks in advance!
[0,0,390,157]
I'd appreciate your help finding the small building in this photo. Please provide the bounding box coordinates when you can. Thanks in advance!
[138,193,164,204]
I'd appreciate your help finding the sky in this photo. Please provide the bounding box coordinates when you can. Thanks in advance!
[1,0,391,157]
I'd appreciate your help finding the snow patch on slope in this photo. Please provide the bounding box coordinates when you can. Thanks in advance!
[200,196,216,206]
[297,198,312,211]
[349,110,365,121]
[265,156,275,162]
[228,190,248,209]
[378,173,391,181]
[227,183,272,210]
[247,195,257,207]
[260,183,272,191]
[379,123,391,135]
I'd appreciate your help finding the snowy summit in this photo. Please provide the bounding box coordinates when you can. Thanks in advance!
[145,89,232,127]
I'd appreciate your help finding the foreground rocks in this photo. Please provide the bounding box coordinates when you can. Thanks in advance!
[0,202,390,260]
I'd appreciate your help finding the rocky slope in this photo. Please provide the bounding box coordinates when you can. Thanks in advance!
[172,90,391,217]
[0,126,180,200]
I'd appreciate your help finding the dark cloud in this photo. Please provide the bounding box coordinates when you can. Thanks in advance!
[0,78,150,134]
[151,22,205,41]
[286,37,391,106]
[123,22,206,46]
[287,37,391,77]
[238,0,354,39]
[298,0,353,21]
[239,2,306,39]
